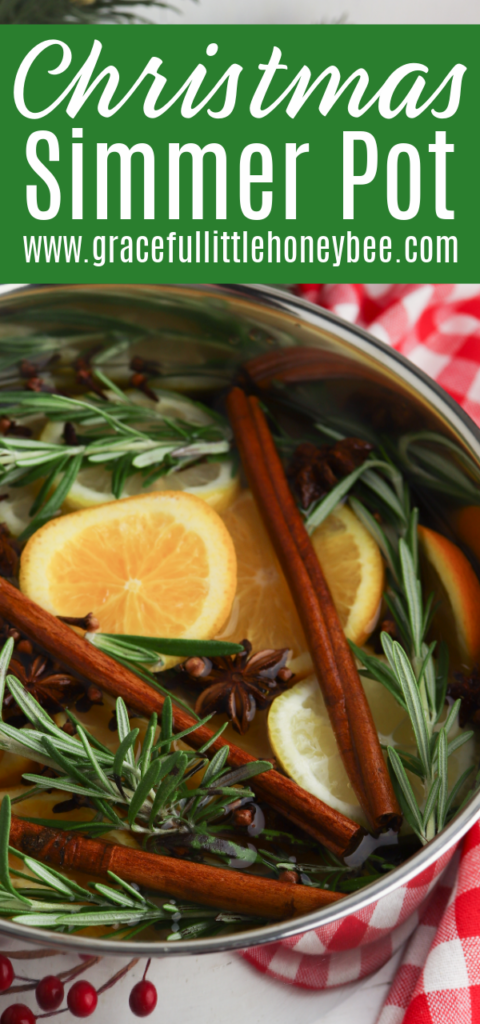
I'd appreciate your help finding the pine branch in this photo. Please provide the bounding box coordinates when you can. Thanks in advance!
[0,0,183,24]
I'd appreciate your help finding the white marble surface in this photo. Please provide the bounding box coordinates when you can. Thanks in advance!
[142,0,479,24]
[0,938,405,1023]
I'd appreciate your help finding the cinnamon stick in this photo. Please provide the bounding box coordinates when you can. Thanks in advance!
[250,398,399,828]
[0,578,361,857]
[226,388,401,833]
[245,348,348,386]
[243,348,384,388]
[9,815,343,921]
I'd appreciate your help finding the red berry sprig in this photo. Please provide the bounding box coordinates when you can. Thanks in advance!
[0,953,159,1019]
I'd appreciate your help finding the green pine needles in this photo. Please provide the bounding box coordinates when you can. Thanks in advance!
[0,0,181,25]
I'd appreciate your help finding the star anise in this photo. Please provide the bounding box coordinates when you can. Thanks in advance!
[179,639,294,734]
[288,438,373,510]
[0,618,102,719]
[4,650,93,717]
[448,667,480,727]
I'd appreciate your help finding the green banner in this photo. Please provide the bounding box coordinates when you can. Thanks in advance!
[0,25,477,281]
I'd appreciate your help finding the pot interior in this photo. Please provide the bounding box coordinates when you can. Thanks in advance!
[0,282,479,956]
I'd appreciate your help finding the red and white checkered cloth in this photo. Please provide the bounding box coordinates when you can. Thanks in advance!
[378,826,480,1023]
[243,844,456,987]
[295,283,480,427]
[242,283,480,1021]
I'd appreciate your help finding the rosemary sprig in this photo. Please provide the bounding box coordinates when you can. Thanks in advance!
[0,337,59,379]
[303,424,480,530]
[257,844,398,894]
[0,638,271,863]
[0,332,136,391]
[304,454,408,538]
[0,388,231,540]
[298,435,474,844]
[85,632,244,668]
[0,797,258,941]
[398,431,480,505]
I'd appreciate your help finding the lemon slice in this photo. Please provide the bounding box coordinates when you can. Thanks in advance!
[268,675,475,825]
[62,458,240,514]
[268,677,366,821]
[19,491,237,642]
[38,391,213,445]
[0,485,37,538]
[38,393,239,514]
[418,524,480,668]
[0,460,239,535]
[125,389,213,423]
[0,417,51,536]
[311,504,384,646]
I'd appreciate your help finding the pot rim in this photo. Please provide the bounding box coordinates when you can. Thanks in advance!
[0,281,479,957]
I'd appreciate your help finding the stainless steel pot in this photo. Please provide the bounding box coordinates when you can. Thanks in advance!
[0,282,479,961]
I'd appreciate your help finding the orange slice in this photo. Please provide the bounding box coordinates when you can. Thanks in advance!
[218,492,383,663]
[310,504,384,646]
[19,492,236,641]
[218,491,307,659]
[453,506,480,563]
[418,524,480,668]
